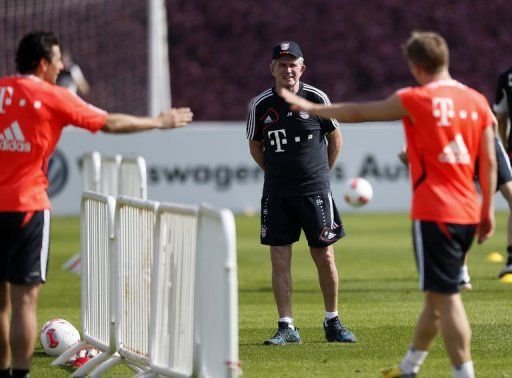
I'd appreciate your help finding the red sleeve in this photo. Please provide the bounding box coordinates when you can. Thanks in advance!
[395,86,416,113]
[51,86,108,132]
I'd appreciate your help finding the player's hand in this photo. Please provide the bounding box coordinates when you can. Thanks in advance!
[477,211,495,244]
[278,88,315,112]
[159,107,193,129]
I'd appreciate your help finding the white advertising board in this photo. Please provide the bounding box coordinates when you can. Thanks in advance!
[48,122,507,215]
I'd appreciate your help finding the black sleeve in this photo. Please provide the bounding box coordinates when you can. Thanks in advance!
[246,97,263,141]
[312,90,339,133]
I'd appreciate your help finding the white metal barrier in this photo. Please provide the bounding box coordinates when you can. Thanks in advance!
[52,192,117,375]
[119,156,148,199]
[81,151,147,199]
[148,203,199,377]
[118,196,158,364]
[194,204,240,377]
[82,151,101,192]
[99,154,122,197]
[59,194,239,377]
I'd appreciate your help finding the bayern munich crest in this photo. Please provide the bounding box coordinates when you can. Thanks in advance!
[280,42,290,50]
[261,226,267,238]
[299,111,310,119]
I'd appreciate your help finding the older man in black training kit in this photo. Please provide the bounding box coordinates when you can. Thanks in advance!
[246,41,356,345]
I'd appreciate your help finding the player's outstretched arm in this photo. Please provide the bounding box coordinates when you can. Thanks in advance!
[278,88,408,123]
[477,125,497,244]
[102,107,193,133]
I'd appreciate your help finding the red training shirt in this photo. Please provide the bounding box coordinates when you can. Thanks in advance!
[397,79,494,224]
[0,75,107,211]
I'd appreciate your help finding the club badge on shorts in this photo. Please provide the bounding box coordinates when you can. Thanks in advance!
[319,226,341,243]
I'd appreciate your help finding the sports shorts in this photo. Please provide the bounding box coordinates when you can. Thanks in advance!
[260,192,345,248]
[0,210,50,284]
[412,220,476,294]
[495,137,512,189]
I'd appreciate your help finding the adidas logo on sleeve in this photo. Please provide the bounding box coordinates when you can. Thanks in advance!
[0,121,31,152]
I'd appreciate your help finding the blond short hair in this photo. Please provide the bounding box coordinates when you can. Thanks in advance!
[402,31,449,74]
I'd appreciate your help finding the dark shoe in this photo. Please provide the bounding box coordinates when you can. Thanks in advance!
[324,316,356,343]
[263,321,301,345]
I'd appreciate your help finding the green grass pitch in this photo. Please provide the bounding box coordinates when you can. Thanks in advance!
[32,212,511,377]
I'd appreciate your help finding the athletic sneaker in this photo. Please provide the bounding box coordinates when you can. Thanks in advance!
[379,365,416,378]
[263,321,301,345]
[323,316,356,343]
[498,264,512,278]
[460,278,472,291]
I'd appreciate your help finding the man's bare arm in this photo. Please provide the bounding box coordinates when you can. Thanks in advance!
[279,89,408,123]
[477,125,497,244]
[102,107,193,134]
[326,127,343,169]
[249,140,265,170]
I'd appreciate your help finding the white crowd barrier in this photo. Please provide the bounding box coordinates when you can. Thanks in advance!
[115,196,159,367]
[119,156,148,199]
[195,204,239,377]
[81,152,101,192]
[66,152,148,276]
[99,154,121,197]
[149,203,199,377]
[52,192,117,374]
[82,151,147,199]
[54,193,240,377]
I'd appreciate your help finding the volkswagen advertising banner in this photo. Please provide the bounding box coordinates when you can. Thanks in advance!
[48,122,507,215]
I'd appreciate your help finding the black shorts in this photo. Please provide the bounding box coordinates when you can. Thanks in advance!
[260,192,345,248]
[495,137,512,189]
[412,220,476,294]
[0,210,50,284]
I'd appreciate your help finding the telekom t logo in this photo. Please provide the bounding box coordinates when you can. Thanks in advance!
[268,129,287,152]
[0,87,14,114]
[432,97,455,126]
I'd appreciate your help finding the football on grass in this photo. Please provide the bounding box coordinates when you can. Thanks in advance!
[344,177,373,207]
[40,318,80,357]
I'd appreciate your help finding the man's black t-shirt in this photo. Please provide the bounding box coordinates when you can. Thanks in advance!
[246,82,339,196]
[494,67,512,151]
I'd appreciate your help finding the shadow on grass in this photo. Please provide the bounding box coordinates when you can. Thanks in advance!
[239,285,416,294]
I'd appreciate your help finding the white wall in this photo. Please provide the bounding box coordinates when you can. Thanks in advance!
[48,122,507,215]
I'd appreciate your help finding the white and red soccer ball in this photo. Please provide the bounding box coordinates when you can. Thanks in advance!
[39,318,80,357]
[344,177,373,207]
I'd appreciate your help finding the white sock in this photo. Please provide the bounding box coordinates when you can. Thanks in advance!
[278,317,294,329]
[452,361,474,378]
[399,347,428,374]
[460,264,470,282]
[325,311,338,320]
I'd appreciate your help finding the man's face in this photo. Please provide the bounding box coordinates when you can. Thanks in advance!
[42,45,63,84]
[270,56,305,90]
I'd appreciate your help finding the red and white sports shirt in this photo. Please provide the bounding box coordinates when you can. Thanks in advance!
[397,79,494,224]
[0,75,107,211]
